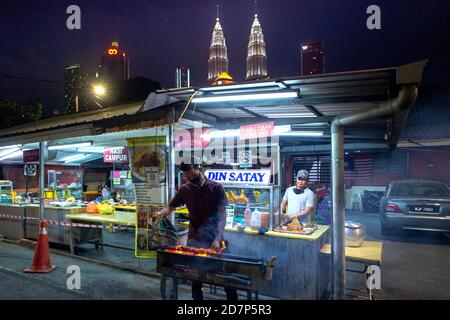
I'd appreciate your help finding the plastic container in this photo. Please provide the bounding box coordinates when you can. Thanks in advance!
[260,211,270,228]
[250,209,261,230]
[244,205,252,227]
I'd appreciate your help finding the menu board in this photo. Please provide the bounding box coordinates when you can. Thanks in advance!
[111,170,132,188]
[225,204,236,227]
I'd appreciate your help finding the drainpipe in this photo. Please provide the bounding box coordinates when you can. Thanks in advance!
[331,85,418,300]
[39,141,47,220]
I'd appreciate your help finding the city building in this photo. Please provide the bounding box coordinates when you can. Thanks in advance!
[246,13,268,80]
[300,41,325,76]
[97,41,130,83]
[175,67,191,88]
[64,64,90,113]
[208,11,229,82]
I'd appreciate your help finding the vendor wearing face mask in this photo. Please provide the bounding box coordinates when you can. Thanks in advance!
[280,170,315,226]
[155,162,238,300]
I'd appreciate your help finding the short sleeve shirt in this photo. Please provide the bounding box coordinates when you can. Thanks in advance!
[282,187,315,224]
[169,179,227,246]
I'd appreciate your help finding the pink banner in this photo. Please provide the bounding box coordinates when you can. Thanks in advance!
[239,121,275,140]
[103,147,129,163]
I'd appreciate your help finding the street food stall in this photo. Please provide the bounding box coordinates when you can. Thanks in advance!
[0,60,425,299]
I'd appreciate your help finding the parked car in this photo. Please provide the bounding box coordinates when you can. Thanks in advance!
[380,180,450,235]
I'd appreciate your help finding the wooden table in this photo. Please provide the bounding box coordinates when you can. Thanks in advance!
[65,212,136,254]
[320,241,383,299]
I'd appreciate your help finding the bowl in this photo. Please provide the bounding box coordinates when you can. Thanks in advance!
[345,221,366,247]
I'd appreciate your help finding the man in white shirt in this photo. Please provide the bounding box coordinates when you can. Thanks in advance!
[280,170,315,226]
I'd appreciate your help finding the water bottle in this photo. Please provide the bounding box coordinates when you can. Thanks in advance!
[250,208,261,230]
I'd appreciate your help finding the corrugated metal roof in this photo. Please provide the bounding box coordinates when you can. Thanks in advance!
[0,101,143,138]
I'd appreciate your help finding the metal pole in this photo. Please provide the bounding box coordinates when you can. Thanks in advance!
[39,141,46,220]
[331,123,346,300]
[75,94,79,113]
[277,145,281,186]
[168,124,176,225]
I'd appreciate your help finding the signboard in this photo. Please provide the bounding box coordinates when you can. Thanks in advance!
[225,204,236,227]
[23,149,39,163]
[24,164,37,176]
[104,147,129,163]
[112,170,132,188]
[239,150,252,169]
[127,137,166,185]
[205,169,271,185]
[239,121,275,140]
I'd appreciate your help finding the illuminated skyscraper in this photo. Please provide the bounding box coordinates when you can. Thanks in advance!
[300,41,324,76]
[64,64,90,113]
[176,67,191,88]
[98,41,130,83]
[208,7,229,82]
[246,12,268,80]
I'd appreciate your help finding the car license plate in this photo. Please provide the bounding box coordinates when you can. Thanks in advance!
[409,206,439,214]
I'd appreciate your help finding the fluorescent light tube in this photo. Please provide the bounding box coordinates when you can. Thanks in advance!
[48,142,92,150]
[266,113,316,118]
[278,131,323,137]
[0,149,22,160]
[63,154,87,163]
[77,147,105,153]
[0,147,21,159]
[199,82,278,92]
[0,144,21,150]
[192,91,298,103]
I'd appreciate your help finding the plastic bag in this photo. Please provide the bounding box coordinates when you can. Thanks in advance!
[86,202,99,214]
[97,203,114,215]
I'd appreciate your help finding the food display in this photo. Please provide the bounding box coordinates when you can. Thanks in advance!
[48,170,83,200]
[225,189,250,204]
[287,218,303,232]
[274,218,318,235]
[222,186,276,228]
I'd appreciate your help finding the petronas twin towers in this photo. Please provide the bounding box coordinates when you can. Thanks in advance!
[208,6,268,82]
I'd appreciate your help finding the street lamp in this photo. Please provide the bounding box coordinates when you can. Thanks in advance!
[93,84,106,96]
[74,84,106,113]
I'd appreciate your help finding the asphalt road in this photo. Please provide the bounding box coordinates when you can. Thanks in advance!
[0,240,232,300]
[1,213,449,300]
[346,211,450,300]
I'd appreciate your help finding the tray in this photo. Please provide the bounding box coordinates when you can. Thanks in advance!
[273,225,318,235]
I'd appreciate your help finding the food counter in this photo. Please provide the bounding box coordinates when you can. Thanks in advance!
[178,220,331,300]
[23,204,85,244]
[0,203,98,246]
[0,203,25,240]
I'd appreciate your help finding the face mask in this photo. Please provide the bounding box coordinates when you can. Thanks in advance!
[189,173,204,186]
[293,188,304,195]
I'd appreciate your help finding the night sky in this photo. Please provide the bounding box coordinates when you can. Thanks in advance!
[1,0,449,112]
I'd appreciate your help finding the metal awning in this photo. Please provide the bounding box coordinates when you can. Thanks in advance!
[165,60,427,151]
[0,101,178,147]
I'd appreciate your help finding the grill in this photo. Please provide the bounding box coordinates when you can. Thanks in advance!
[156,245,276,300]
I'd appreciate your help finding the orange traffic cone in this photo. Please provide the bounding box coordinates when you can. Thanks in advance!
[24,220,57,273]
